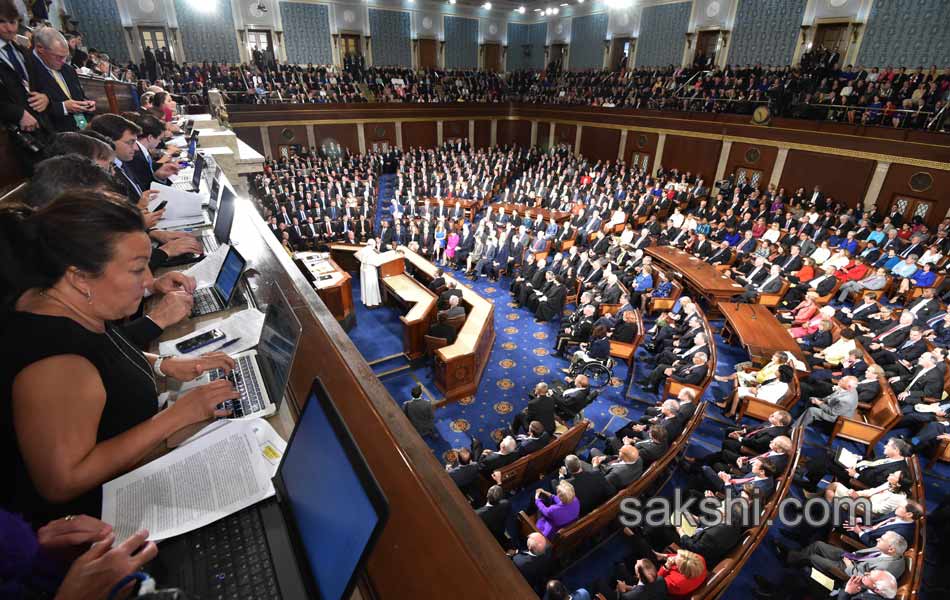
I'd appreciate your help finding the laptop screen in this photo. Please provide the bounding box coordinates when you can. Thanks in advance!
[209,168,222,211]
[191,153,205,190]
[256,289,302,410]
[187,132,199,160]
[212,245,245,304]
[213,186,236,245]
[276,380,388,600]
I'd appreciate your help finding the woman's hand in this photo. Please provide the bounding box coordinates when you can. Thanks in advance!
[137,190,160,212]
[142,209,164,230]
[53,531,158,600]
[38,515,113,558]
[152,271,197,295]
[170,379,240,426]
[163,352,235,382]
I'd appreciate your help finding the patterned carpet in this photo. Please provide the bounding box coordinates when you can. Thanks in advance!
[346,264,949,599]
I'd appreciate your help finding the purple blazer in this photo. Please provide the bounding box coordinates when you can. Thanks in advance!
[535,496,581,538]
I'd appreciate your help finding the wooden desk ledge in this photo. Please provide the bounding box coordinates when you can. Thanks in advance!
[384,273,436,322]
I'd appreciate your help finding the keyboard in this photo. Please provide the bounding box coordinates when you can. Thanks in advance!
[173,180,197,192]
[211,355,265,417]
[192,287,222,316]
[170,507,281,600]
[202,234,220,254]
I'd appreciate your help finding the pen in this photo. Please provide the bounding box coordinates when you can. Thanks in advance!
[215,337,241,351]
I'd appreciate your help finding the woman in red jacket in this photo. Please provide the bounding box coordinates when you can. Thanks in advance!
[657,549,707,599]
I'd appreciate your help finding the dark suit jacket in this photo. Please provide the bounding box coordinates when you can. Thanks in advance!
[428,322,457,344]
[523,392,557,434]
[902,367,943,401]
[565,470,615,516]
[478,450,520,476]
[635,439,668,467]
[672,363,707,386]
[602,458,643,490]
[620,578,667,600]
[476,500,511,547]
[856,380,881,404]
[512,548,554,590]
[32,60,89,132]
[0,42,52,132]
[518,431,552,454]
[448,462,479,489]
[737,425,790,453]
[680,522,743,566]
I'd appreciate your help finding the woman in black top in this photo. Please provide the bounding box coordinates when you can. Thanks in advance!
[0,193,239,526]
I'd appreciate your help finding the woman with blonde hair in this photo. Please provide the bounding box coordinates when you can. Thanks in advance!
[533,480,581,538]
[657,549,707,598]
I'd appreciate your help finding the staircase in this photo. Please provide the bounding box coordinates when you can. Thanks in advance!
[376,173,396,232]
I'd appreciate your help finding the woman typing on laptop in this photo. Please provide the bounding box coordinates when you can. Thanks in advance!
[0,192,240,527]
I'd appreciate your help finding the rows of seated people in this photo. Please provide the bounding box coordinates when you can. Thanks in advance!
[0,97,245,597]
[122,49,949,129]
[250,150,382,252]
[353,142,947,597]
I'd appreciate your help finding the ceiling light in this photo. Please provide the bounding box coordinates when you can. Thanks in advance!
[483,1,491,8]
[560,3,568,5]
[578,0,584,3]
[553,7,559,14]
[518,5,526,12]
[449,0,456,3]
[190,0,216,13]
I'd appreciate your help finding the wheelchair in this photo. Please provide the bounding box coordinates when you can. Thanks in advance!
[566,355,615,390]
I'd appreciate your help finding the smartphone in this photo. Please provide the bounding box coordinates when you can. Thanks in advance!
[153,200,168,211]
[176,329,225,353]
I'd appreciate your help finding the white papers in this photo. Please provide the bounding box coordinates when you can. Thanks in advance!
[158,308,266,357]
[314,272,343,289]
[167,135,187,147]
[101,419,281,543]
[149,182,206,228]
[913,403,943,414]
[836,447,862,469]
[181,244,230,288]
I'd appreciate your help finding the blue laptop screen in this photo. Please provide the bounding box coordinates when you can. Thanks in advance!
[212,247,244,303]
[279,386,385,600]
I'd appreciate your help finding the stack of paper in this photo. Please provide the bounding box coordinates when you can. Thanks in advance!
[101,419,286,543]
[149,182,208,229]
[181,244,230,288]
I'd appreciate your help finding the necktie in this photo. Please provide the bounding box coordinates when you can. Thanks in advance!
[4,43,27,82]
[843,550,881,561]
[874,325,902,342]
[51,68,71,99]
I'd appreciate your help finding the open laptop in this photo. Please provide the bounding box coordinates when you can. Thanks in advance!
[183,118,195,137]
[173,151,205,192]
[182,287,302,420]
[202,185,236,254]
[191,245,246,317]
[208,166,223,212]
[149,378,389,600]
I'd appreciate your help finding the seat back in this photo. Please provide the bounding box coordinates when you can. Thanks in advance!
[445,314,466,332]
[424,335,449,356]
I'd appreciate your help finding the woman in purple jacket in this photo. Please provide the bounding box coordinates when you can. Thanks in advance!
[534,481,581,538]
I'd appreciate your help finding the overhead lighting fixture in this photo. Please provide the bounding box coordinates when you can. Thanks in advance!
[578,0,584,3]
[518,5,526,13]
[449,0,456,4]
[190,0,216,13]
[553,7,559,14]
[560,2,568,5]
[483,1,491,8]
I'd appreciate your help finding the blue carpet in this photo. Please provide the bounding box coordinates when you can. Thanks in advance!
[345,265,950,599]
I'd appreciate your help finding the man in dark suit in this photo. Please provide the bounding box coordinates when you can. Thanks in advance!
[692,409,792,472]
[890,352,943,401]
[122,113,180,191]
[798,437,912,493]
[402,384,435,437]
[0,3,53,170]
[555,454,614,516]
[32,27,95,133]
[438,281,463,310]
[476,435,520,477]
[476,484,511,548]
[511,381,557,435]
[427,312,457,344]
[446,447,480,498]
[511,533,554,591]
[591,444,643,490]
[427,268,446,292]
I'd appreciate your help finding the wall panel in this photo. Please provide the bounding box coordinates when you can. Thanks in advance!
[875,163,950,227]
[368,9,412,67]
[580,127,621,163]
[444,16,479,69]
[554,122,576,147]
[729,0,806,67]
[173,0,240,63]
[236,126,265,158]
[569,13,608,70]
[280,2,333,66]
[474,120,492,148]
[267,124,309,154]
[313,123,360,155]
[403,121,437,149]
[365,122,398,149]
[497,120,531,147]
[65,0,129,63]
[779,150,875,207]
[507,22,547,71]
[857,0,950,68]
[635,2,691,67]
[443,120,468,142]
[723,142,779,189]
[661,135,722,182]
[624,130,660,171]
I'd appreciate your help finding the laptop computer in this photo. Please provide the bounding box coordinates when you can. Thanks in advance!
[181,287,302,420]
[208,166,223,212]
[202,185,236,254]
[149,378,389,600]
[183,118,195,137]
[191,245,246,317]
[173,151,205,193]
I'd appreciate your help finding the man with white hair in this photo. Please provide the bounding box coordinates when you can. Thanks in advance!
[840,569,899,600]
[32,26,95,132]
[510,532,554,590]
